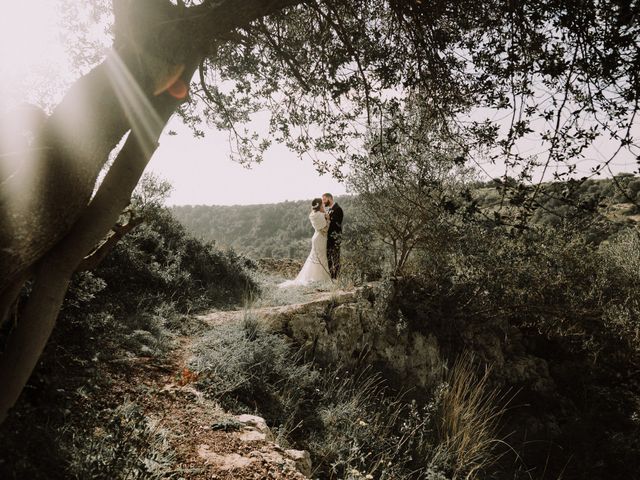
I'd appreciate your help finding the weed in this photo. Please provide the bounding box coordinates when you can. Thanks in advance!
[64,401,177,480]
[428,353,508,479]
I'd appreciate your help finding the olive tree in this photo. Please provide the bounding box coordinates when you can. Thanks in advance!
[0,0,638,422]
[347,100,470,274]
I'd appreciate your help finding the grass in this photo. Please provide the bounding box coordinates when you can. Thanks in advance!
[307,368,410,480]
[188,310,319,420]
[187,305,510,479]
[428,353,510,479]
[248,270,340,308]
[63,401,177,480]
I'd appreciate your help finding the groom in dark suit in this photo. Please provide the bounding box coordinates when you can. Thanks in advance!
[322,193,343,279]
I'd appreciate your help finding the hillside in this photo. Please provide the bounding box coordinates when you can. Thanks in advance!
[172,176,640,261]
[171,197,355,260]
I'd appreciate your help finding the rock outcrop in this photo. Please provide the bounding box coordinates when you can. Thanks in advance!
[256,284,560,440]
[276,296,444,388]
[198,282,563,461]
[197,413,311,478]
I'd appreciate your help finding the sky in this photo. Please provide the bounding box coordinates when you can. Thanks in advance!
[0,0,346,206]
[1,1,638,206]
[148,119,347,205]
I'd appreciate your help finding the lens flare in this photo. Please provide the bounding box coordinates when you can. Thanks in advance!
[153,63,186,96]
[168,79,188,100]
[105,52,164,157]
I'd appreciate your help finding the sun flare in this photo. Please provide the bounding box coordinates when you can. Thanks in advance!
[0,0,70,107]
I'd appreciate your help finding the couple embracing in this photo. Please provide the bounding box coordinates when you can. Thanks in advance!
[280,193,343,287]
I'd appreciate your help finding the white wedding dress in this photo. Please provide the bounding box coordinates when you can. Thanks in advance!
[279,211,332,287]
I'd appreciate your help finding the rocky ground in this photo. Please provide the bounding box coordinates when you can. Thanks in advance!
[106,282,369,480]
[107,293,343,479]
[102,278,569,479]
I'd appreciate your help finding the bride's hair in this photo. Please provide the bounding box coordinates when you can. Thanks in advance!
[311,198,323,212]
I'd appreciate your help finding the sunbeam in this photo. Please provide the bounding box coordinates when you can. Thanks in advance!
[105,51,165,157]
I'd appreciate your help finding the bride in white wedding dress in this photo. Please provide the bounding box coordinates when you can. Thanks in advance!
[279,198,332,287]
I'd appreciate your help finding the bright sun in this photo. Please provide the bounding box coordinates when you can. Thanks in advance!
[0,0,70,106]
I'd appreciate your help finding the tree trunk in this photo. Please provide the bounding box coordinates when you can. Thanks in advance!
[0,0,304,424]
[0,0,303,295]
[0,112,171,422]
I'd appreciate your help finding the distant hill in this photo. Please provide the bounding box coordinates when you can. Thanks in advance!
[172,175,640,260]
[171,197,355,260]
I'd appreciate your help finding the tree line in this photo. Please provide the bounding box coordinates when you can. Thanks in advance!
[172,175,639,262]
[171,197,356,260]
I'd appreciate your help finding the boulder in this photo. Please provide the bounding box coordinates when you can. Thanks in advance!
[285,449,312,477]
[235,414,275,441]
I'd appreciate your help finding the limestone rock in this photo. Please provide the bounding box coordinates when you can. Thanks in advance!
[197,446,254,470]
[197,443,312,477]
[238,429,268,442]
[235,414,275,441]
[285,449,312,477]
[258,283,557,418]
[235,414,269,432]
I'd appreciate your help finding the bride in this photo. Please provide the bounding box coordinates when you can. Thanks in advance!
[279,198,332,287]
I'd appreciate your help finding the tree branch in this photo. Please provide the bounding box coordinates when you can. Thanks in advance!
[77,216,144,272]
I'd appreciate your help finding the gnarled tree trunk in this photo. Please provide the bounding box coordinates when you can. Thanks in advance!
[0,0,302,423]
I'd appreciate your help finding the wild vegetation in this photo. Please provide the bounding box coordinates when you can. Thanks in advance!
[173,174,639,262]
[1,0,639,478]
[189,313,507,479]
[379,223,640,479]
[0,191,256,479]
[2,0,639,423]
[2,176,640,479]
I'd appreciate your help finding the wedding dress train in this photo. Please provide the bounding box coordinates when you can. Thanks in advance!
[279,211,332,287]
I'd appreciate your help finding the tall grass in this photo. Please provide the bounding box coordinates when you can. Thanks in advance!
[64,401,177,480]
[189,309,511,479]
[308,368,410,479]
[429,353,508,479]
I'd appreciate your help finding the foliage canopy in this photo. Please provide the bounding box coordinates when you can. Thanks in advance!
[185,0,640,186]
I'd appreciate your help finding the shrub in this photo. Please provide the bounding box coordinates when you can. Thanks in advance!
[339,214,386,284]
[91,207,257,315]
[190,312,319,424]
[189,314,508,479]
[0,204,256,479]
[63,402,177,480]
[371,220,640,479]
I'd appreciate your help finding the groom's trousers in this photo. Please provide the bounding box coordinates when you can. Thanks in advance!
[327,234,341,279]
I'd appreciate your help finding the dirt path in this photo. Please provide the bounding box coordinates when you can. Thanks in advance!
[195,287,357,327]
[114,287,361,479]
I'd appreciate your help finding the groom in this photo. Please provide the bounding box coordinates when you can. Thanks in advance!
[322,193,343,279]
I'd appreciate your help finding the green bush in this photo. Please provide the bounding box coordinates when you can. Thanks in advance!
[0,205,256,479]
[372,220,640,479]
[190,313,319,426]
[90,207,257,315]
[64,402,176,480]
[189,315,506,479]
[58,205,258,360]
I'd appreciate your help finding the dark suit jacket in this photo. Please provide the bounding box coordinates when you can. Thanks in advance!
[327,203,343,245]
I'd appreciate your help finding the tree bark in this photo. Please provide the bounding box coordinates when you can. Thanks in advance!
[0,121,165,422]
[0,0,305,424]
[0,0,304,295]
